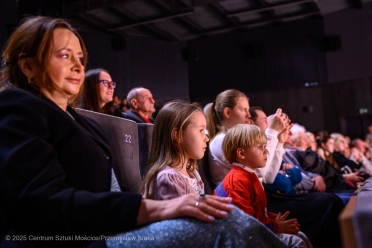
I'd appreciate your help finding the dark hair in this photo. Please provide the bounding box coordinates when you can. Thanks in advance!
[2,16,88,104]
[249,106,264,122]
[81,68,115,115]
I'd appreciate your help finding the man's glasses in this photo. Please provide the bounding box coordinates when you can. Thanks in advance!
[98,80,116,88]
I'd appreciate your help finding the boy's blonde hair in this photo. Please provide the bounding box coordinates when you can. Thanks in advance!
[140,100,203,198]
[222,124,267,164]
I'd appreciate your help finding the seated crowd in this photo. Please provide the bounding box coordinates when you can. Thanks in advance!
[1,16,371,248]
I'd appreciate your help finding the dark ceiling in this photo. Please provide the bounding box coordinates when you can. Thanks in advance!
[19,0,370,42]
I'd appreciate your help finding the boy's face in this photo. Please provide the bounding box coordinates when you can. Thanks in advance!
[237,144,268,169]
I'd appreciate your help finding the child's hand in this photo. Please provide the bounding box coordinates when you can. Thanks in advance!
[275,211,300,234]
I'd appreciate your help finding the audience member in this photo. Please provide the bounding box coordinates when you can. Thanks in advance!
[250,106,301,195]
[81,68,124,117]
[365,125,372,145]
[215,124,312,248]
[0,16,288,248]
[206,89,288,186]
[125,87,155,123]
[317,135,365,188]
[141,101,208,199]
[304,131,317,151]
[283,132,326,193]
[120,97,129,112]
[331,133,360,173]
[291,130,355,193]
[206,90,344,248]
[113,95,121,107]
[350,138,372,175]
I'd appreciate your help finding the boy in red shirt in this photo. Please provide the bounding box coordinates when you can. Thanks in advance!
[214,124,312,248]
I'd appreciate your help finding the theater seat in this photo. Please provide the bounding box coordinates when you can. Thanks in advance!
[75,108,142,193]
[137,123,154,179]
[198,147,215,195]
[339,177,372,248]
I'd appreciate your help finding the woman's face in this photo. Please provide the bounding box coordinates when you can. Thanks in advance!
[224,97,251,127]
[37,28,84,103]
[97,71,114,108]
[334,137,347,152]
[323,138,335,154]
[307,134,317,151]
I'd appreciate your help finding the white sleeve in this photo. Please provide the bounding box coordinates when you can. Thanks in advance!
[255,128,279,182]
[262,143,284,184]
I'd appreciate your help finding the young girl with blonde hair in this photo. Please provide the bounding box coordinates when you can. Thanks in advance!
[141,101,209,200]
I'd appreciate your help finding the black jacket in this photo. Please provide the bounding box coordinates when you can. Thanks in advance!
[123,111,154,124]
[0,89,142,247]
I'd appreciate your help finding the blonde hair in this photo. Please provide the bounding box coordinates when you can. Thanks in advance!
[140,100,203,198]
[206,89,248,140]
[222,124,267,164]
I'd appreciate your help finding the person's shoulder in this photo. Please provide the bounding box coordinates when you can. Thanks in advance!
[113,105,124,118]
[209,132,225,148]
[158,166,181,177]
[0,88,37,100]
[123,111,142,123]
[0,88,45,109]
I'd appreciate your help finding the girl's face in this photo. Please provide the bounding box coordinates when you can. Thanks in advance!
[98,71,114,108]
[239,143,268,169]
[322,138,335,154]
[182,111,209,160]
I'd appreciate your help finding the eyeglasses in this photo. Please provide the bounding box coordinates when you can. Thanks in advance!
[98,80,116,88]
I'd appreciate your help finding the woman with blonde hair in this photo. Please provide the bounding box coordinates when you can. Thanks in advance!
[206,89,288,186]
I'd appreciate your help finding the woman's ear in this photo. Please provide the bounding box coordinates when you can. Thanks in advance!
[18,54,34,79]
[223,107,230,119]
[236,148,245,159]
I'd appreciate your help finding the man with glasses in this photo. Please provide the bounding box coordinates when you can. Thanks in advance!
[124,87,155,124]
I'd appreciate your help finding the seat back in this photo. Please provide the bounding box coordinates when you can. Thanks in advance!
[198,147,215,195]
[75,108,142,192]
[339,177,372,248]
[137,123,154,179]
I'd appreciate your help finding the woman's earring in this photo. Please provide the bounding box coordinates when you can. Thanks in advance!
[28,77,31,84]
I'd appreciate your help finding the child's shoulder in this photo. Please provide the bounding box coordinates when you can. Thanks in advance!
[228,166,259,181]
[158,166,180,176]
